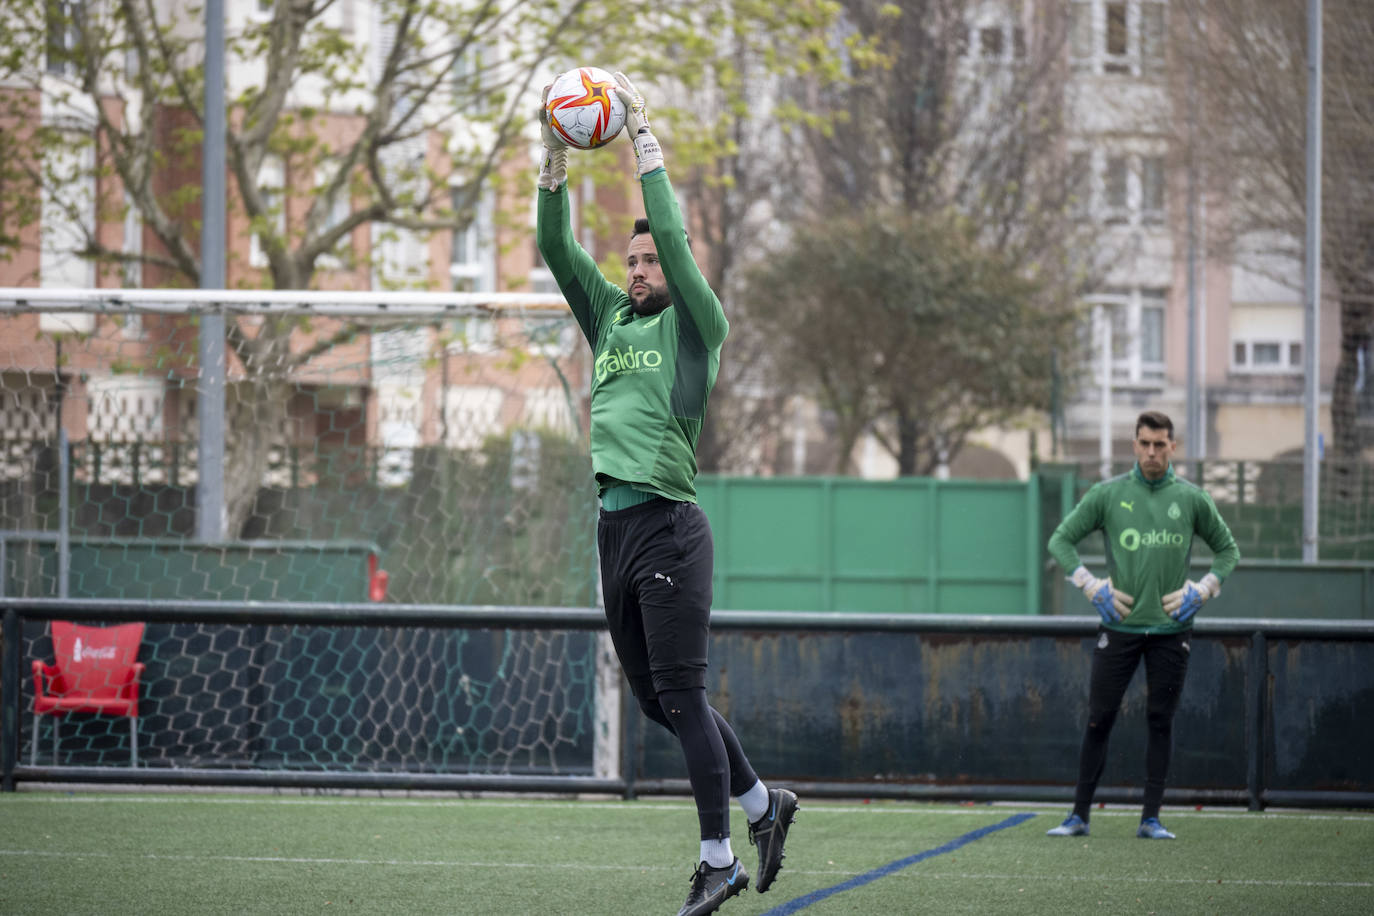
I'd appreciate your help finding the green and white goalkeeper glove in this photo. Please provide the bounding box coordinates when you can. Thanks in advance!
[1162,572,1221,623]
[1069,565,1134,623]
[537,83,567,191]
[612,71,663,178]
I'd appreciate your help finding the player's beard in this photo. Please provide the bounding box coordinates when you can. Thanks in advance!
[630,285,671,316]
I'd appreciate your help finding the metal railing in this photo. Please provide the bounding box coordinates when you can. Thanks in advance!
[4,598,1372,809]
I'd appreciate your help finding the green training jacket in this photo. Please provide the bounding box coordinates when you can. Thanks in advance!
[1048,463,1241,634]
[535,169,728,503]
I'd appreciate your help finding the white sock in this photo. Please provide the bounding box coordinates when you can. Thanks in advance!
[700,838,734,869]
[738,780,770,823]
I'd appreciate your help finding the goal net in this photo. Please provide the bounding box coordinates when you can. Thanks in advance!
[2,288,613,777]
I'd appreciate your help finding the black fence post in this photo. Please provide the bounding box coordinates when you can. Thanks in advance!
[2,607,19,792]
[1246,630,1268,811]
[621,683,639,801]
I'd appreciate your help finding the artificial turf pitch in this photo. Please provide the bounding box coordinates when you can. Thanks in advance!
[2,792,1372,915]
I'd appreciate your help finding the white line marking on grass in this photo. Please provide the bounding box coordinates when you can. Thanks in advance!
[0,849,676,871]
[3,850,1369,891]
[5,795,1373,822]
[906,871,1374,889]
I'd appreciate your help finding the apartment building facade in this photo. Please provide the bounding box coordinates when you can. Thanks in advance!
[1057,0,1342,467]
[0,0,634,493]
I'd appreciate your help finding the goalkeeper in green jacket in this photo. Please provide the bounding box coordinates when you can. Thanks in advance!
[1045,410,1240,840]
[535,73,796,916]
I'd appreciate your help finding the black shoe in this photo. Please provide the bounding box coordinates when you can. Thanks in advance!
[748,788,799,893]
[676,857,749,916]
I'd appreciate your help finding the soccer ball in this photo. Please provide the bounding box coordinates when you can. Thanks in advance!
[545,66,627,150]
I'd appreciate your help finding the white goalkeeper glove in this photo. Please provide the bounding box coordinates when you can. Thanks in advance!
[1162,572,1221,623]
[537,82,567,191]
[1069,565,1134,623]
[612,71,663,178]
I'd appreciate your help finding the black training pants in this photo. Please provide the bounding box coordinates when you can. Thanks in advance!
[1071,627,1191,821]
[597,497,758,839]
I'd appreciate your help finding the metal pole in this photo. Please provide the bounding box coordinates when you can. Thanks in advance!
[1186,48,1201,461]
[1302,0,1323,563]
[197,0,227,542]
[58,430,69,599]
[1,608,18,791]
[1097,305,1112,479]
[1246,631,1267,811]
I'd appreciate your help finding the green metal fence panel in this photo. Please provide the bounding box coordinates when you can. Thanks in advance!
[1048,555,1374,620]
[1189,560,1373,620]
[697,476,1040,614]
[1,537,379,603]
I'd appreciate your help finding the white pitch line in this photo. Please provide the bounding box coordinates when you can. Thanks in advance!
[903,871,1374,889]
[0,849,673,870]
[1,850,1369,891]
[3,795,1372,822]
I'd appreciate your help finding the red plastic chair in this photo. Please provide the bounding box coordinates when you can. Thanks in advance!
[32,621,146,767]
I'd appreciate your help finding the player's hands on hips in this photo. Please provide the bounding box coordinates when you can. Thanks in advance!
[536,83,567,191]
[1070,565,1134,623]
[1162,572,1220,622]
[612,71,663,177]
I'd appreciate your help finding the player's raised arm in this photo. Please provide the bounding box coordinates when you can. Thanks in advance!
[534,82,621,345]
[612,72,728,351]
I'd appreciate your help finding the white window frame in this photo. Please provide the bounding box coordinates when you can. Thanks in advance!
[959,8,1025,65]
[1087,286,1166,386]
[1070,0,1167,78]
[1231,339,1303,375]
[1140,154,1166,225]
[452,40,486,112]
[250,154,285,269]
[450,187,494,293]
[45,0,84,78]
[1081,146,1168,228]
[39,124,97,335]
[314,161,352,270]
[446,315,497,354]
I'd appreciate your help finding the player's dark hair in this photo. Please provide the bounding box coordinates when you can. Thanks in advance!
[630,217,691,250]
[1136,410,1174,440]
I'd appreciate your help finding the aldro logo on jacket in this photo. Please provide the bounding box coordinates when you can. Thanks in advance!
[596,345,663,382]
[1119,527,1185,551]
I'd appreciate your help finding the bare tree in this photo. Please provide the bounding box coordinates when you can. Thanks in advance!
[749,0,1094,473]
[1171,0,1374,471]
[622,2,852,474]
[2,0,840,530]
[744,207,1069,475]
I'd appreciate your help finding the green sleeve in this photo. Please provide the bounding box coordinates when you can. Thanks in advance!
[1048,483,1106,573]
[640,170,728,350]
[1197,489,1241,581]
[535,184,625,346]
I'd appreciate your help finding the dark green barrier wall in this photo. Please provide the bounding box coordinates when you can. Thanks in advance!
[696,476,1041,615]
[635,627,1373,796]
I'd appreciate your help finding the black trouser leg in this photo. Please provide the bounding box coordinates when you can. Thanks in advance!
[1072,629,1145,820]
[1141,631,1192,820]
[599,501,748,841]
[659,686,731,840]
[634,692,758,798]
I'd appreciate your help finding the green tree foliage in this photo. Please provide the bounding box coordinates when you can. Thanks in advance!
[748,0,1094,473]
[0,0,846,531]
[743,207,1072,475]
